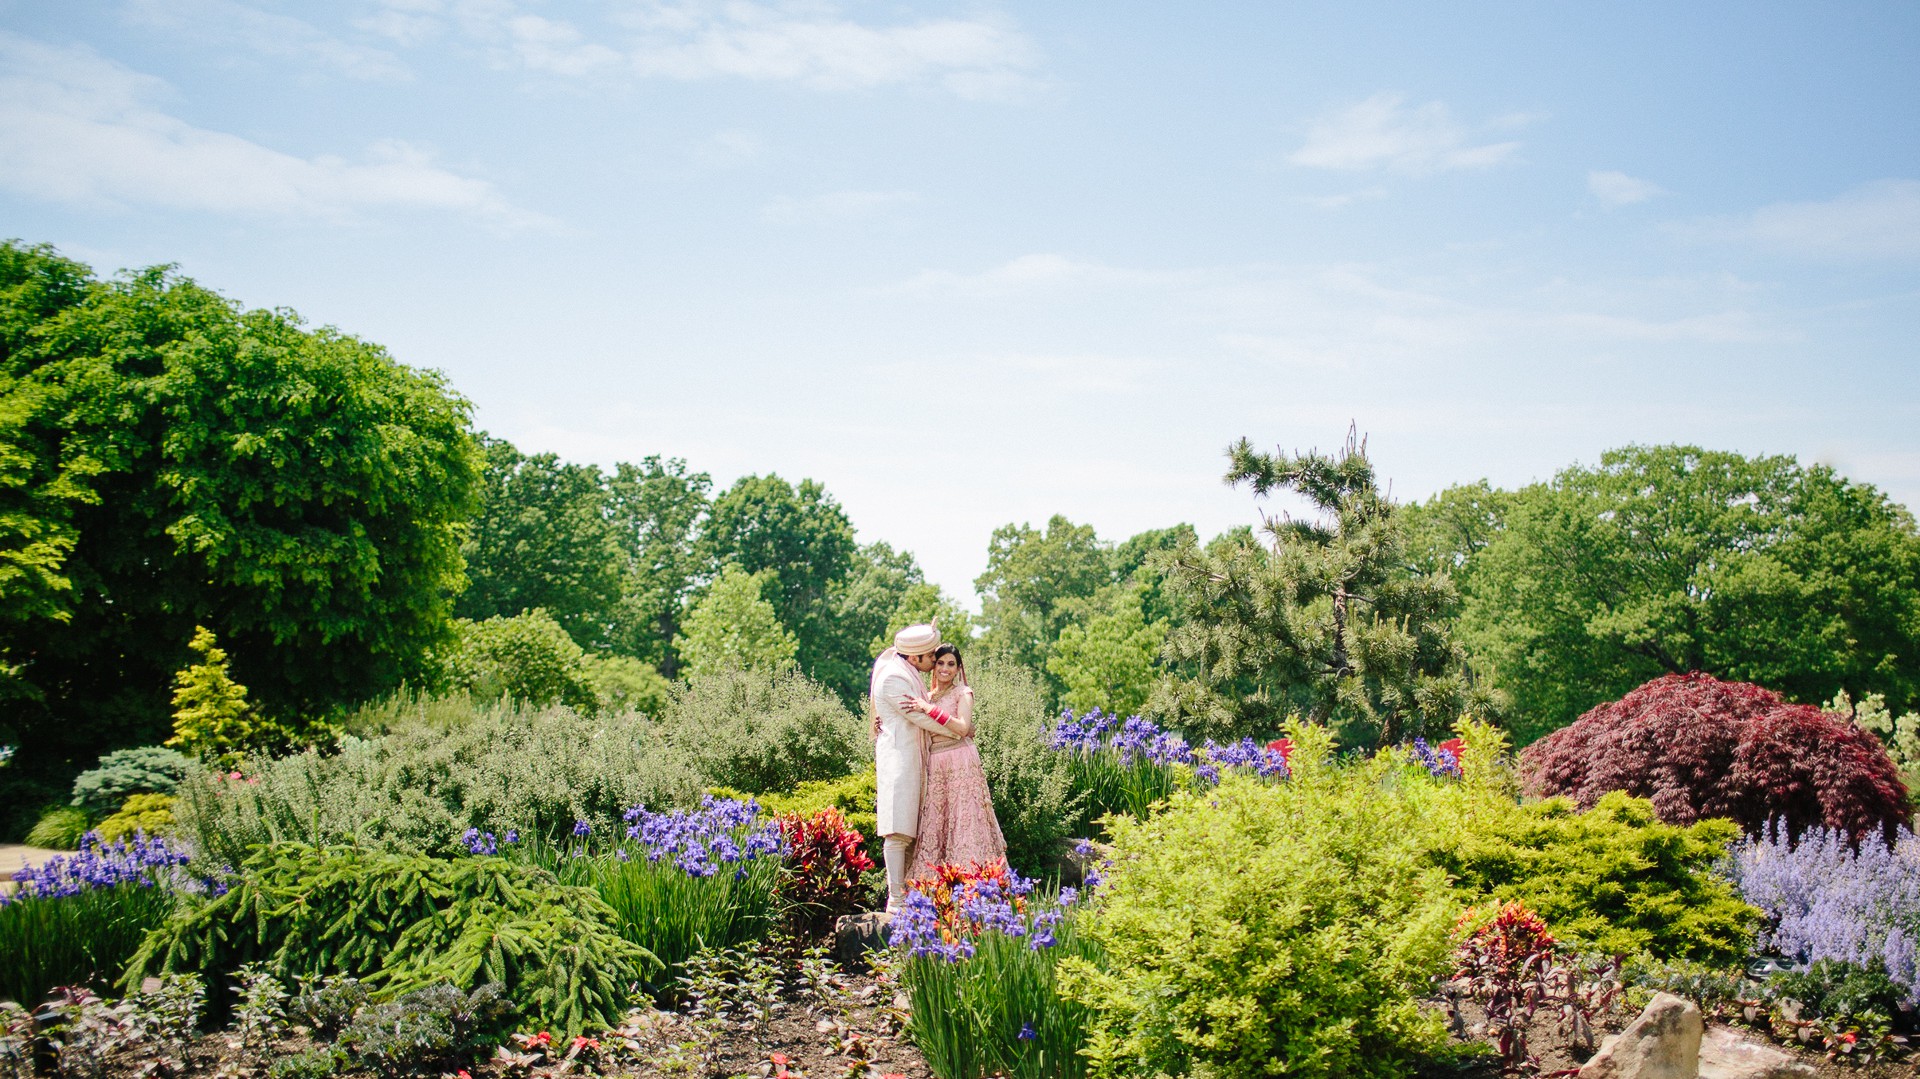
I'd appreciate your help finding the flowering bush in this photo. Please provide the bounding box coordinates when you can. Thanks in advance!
[0,831,193,1005]
[1729,824,1920,1005]
[1520,673,1910,842]
[891,867,1099,1079]
[1048,708,1289,834]
[1408,737,1464,779]
[776,807,874,935]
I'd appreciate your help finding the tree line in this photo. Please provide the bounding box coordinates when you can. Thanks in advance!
[5,241,1917,788]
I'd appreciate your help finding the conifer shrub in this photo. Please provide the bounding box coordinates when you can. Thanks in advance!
[1425,790,1759,964]
[95,793,176,843]
[660,667,866,794]
[1520,672,1911,842]
[70,747,192,816]
[172,698,699,865]
[126,842,655,1035]
[1058,755,1460,1079]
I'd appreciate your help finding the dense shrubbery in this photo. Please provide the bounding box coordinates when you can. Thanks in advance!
[1521,673,1911,841]
[660,666,866,793]
[25,805,90,849]
[1059,751,1460,1079]
[967,661,1086,875]
[127,842,652,1035]
[70,747,192,816]
[173,696,699,865]
[96,793,176,843]
[1427,790,1759,963]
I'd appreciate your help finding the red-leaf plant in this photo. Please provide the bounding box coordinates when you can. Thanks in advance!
[776,808,876,935]
[1519,672,1910,845]
[1448,901,1623,1075]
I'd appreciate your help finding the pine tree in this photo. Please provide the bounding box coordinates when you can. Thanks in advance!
[1152,429,1498,746]
[167,626,255,770]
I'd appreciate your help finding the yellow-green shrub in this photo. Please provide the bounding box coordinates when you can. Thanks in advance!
[97,793,176,843]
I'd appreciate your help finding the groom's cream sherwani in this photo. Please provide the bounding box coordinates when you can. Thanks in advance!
[872,649,948,838]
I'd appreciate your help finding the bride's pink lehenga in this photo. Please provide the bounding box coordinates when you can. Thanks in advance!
[908,684,1007,879]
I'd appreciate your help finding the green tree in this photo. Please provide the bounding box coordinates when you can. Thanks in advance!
[439,609,602,714]
[697,474,857,688]
[167,626,257,771]
[457,435,624,649]
[1111,524,1198,628]
[1455,446,1920,742]
[1047,584,1168,717]
[1153,432,1495,745]
[973,515,1113,673]
[0,243,478,772]
[674,565,798,678]
[605,456,711,674]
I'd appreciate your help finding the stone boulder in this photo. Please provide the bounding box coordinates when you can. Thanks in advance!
[1697,1025,1814,1079]
[1579,992,1703,1079]
[834,911,891,967]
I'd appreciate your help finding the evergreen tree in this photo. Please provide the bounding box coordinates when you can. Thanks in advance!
[1153,430,1496,746]
[167,627,255,770]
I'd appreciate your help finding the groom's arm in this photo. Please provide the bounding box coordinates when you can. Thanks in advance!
[879,669,947,734]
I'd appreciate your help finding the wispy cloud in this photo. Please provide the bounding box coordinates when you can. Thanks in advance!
[694,128,764,168]
[0,32,540,226]
[1290,93,1525,175]
[1713,180,1920,259]
[1587,169,1664,206]
[761,189,917,225]
[124,0,411,81]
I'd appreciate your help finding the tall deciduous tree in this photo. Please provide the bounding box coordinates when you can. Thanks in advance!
[1452,446,1920,743]
[0,243,478,772]
[973,515,1112,672]
[1048,583,1167,717]
[675,565,798,678]
[457,435,624,649]
[1153,431,1495,745]
[605,456,711,674]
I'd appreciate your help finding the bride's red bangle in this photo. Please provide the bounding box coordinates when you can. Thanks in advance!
[930,706,950,725]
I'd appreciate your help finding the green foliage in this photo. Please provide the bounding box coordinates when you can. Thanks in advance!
[1766,958,1911,1033]
[70,746,191,816]
[1444,446,1920,742]
[737,768,879,849]
[697,474,859,695]
[673,565,799,679]
[127,843,653,1035]
[340,982,514,1078]
[436,609,602,713]
[1058,766,1459,1079]
[96,793,175,843]
[0,242,480,772]
[26,805,89,849]
[166,627,259,770]
[974,515,1113,676]
[1832,689,1920,803]
[582,652,673,717]
[853,541,974,657]
[457,435,624,650]
[172,697,699,866]
[1047,584,1167,718]
[604,456,712,675]
[1425,790,1759,964]
[1155,431,1498,746]
[552,844,780,992]
[967,660,1086,875]
[660,666,863,794]
[0,883,179,1005]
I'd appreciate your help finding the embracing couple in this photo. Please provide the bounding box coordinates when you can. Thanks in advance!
[869,623,1007,914]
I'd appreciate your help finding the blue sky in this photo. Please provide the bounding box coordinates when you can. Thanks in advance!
[3,2,1917,603]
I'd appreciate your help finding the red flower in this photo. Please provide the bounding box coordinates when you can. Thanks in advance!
[1266,737,1293,762]
[528,1031,553,1048]
[572,1036,600,1051]
[770,1052,790,1066]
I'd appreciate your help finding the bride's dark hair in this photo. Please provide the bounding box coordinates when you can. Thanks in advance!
[932,643,968,688]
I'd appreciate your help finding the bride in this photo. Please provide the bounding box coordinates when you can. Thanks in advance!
[903,643,1006,878]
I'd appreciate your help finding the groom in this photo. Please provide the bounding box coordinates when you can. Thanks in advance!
[871,623,951,914]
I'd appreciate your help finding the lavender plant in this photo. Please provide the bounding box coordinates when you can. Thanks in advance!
[890,872,1101,1079]
[1729,824,1920,1005]
[0,832,193,1005]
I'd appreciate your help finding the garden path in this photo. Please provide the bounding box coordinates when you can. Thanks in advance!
[0,844,61,894]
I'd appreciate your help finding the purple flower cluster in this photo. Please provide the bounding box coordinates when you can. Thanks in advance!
[462,828,520,855]
[1408,738,1461,779]
[1052,710,1195,767]
[617,795,784,878]
[2,831,190,904]
[1729,824,1920,1004]
[1196,738,1291,780]
[889,868,1075,963]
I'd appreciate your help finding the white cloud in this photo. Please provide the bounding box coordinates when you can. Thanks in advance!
[615,1,1040,97]
[1300,186,1388,210]
[1731,180,1920,259]
[760,189,917,224]
[0,32,540,226]
[124,0,411,80]
[498,13,624,75]
[693,128,764,168]
[1290,92,1524,175]
[1587,169,1664,206]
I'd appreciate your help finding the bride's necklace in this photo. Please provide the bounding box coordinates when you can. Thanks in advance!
[930,679,960,702]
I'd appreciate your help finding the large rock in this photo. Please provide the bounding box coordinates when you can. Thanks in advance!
[834,911,892,967]
[1697,1025,1813,1079]
[1580,992,1703,1079]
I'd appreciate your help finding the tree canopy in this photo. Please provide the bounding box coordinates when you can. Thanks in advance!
[0,242,479,771]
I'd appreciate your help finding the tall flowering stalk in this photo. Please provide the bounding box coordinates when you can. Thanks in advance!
[526,796,786,991]
[891,866,1100,1079]
[1729,825,1920,1005]
[0,832,194,1005]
